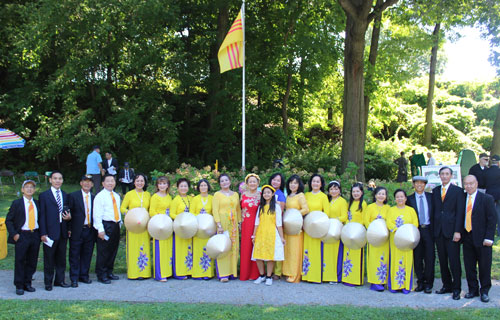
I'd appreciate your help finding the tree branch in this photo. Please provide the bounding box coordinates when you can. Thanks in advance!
[338,0,359,20]
[367,0,399,23]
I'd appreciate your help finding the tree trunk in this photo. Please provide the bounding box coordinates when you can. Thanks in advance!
[491,104,500,155]
[340,11,369,181]
[298,60,306,130]
[282,61,293,137]
[424,22,441,146]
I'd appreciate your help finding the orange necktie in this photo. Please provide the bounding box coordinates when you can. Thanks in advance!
[466,195,472,232]
[28,200,35,230]
[85,194,90,225]
[441,186,446,202]
[110,192,120,222]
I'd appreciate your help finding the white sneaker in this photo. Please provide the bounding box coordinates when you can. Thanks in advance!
[254,276,265,284]
[265,277,273,286]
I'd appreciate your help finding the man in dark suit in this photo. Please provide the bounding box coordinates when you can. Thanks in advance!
[485,154,500,236]
[68,175,97,287]
[5,180,41,295]
[432,166,465,300]
[102,152,118,178]
[406,176,434,294]
[469,153,489,192]
[462,175,497,303]
[39,171,72,291]
[118,162,135,195]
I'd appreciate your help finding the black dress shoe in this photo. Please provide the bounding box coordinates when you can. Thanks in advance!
[480,293,489,303]
[465,292,479,299]
[45,285,53,291]
[98,278,111,284]
[71,281,78,288]
[16,289,24,295]
[23,285,36,293]
[415,284,425,292]
[435,287,452,294]
[54,282,70,288]
[452,291,461,300]
[424,287,432,294]
[79,278,92,284]
[107,274,119,280]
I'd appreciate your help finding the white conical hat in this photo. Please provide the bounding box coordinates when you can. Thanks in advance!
[147,214,173,240]
[196,214,217,239]
[173,212,198,239]
[366,219,389,247]
[303,211,330,238]
[283,208,304,235]
[321,218,343,244]
[341,222,367,250]
[394,224,421,251]
[206,233,232,259]
[124,207,150,234]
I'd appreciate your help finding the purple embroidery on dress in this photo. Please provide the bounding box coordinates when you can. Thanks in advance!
[347,211,352,222]
[137,245,149,271]
[302,250,311,275]
[184,206,189,212]
[395,215,404,228]
[376,255,387,282]
[200,208,207,214]
[199,247,211,272]
[395,259,406,287]
[376,214,382,219]
[170,256,173,266]
[185,245,193,270]
[343,251,353,278]
[165,208,170,217]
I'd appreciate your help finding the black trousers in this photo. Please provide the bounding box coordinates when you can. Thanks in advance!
[43,236,68,285]
[95,221,120,280]
[435,234,462,291]
[14,230,40,289]
[462,231,492,295]
[120,182,133,195]
[414,227,435,289]
[91,174,102,193]
[69,227,96,282]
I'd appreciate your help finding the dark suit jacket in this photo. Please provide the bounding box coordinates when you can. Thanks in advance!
[464,191,497,247]
[432,183,466,239]
[68,190,96,241]
[118,168,135,182]
[5,198,40,244]
[485,165,500,201]
[102,158,119,175]
[406,191,433,232]
[39,189,69,241]
[469,163,488,189]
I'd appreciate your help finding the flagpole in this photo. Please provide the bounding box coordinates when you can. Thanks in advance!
[241,0,246,172]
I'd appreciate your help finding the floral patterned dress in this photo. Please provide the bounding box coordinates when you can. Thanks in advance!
[149,193,173,281]
[323,196,348,283]
[341,200,367,286]
[191,194,214,279]
[364,203,390,290]
[240,193,261,280]
[387,205,419,293]
[170,195,194,279]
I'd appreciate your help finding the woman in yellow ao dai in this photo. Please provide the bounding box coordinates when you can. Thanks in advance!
[190,179,214,279]
[341,182,367,286]
[364,186,390,291]
[387,189,419,293]
[323,180,348,283]
[302,174,329,283]
[149,176,173,281]
[120,174,152,279]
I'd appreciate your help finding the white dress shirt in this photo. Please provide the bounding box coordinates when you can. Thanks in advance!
[93,189,121,233]
[50,186,63,222]
[82,190,92,226]
[22,196,39,230]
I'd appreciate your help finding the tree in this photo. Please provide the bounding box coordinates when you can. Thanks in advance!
[337,0,398,180]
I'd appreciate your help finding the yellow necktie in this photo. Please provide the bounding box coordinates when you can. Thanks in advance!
[28,200,35,230]
[110,192,120,222]
[85,194,90,225]
[466,195,472,232]
[441,186,446,202]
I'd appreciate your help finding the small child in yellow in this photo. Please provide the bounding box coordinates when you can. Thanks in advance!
[251,185,285,286]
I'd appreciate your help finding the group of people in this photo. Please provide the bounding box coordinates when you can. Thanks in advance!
[5,159,498,303]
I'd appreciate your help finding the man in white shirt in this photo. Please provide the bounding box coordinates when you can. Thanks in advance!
[93,174,122,284]
[427,152,436,166]
[462,175,497,303]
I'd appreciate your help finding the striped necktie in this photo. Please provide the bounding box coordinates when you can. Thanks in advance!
[466,195,472,232]
[28,200,35,230]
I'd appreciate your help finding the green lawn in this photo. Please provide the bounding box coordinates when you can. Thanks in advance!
[0,300,498,319]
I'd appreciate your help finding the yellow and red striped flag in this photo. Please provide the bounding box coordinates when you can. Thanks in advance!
[218,10,243,73]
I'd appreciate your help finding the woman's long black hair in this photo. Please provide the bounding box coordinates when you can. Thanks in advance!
[286,174,304,195]
[259,186,277,215]
[372,186,388,204]
[268,173,285,192]
[349,182,365,212]
[308,173,325,192]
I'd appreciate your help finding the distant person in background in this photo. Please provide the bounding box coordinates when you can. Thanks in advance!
[86,146,103,193]
[410,150,418,176]
[469,153,489,193]
[102,152,118,179]
[367,179,376,192]
[118,162,135,195]
[427,152,436,166]
[394,151,408,186]
[485,154,500,236]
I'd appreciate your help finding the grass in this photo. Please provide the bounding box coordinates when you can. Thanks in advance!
[0,300,499,319]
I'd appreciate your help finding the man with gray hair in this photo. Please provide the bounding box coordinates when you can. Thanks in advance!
[485,154,500,236]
